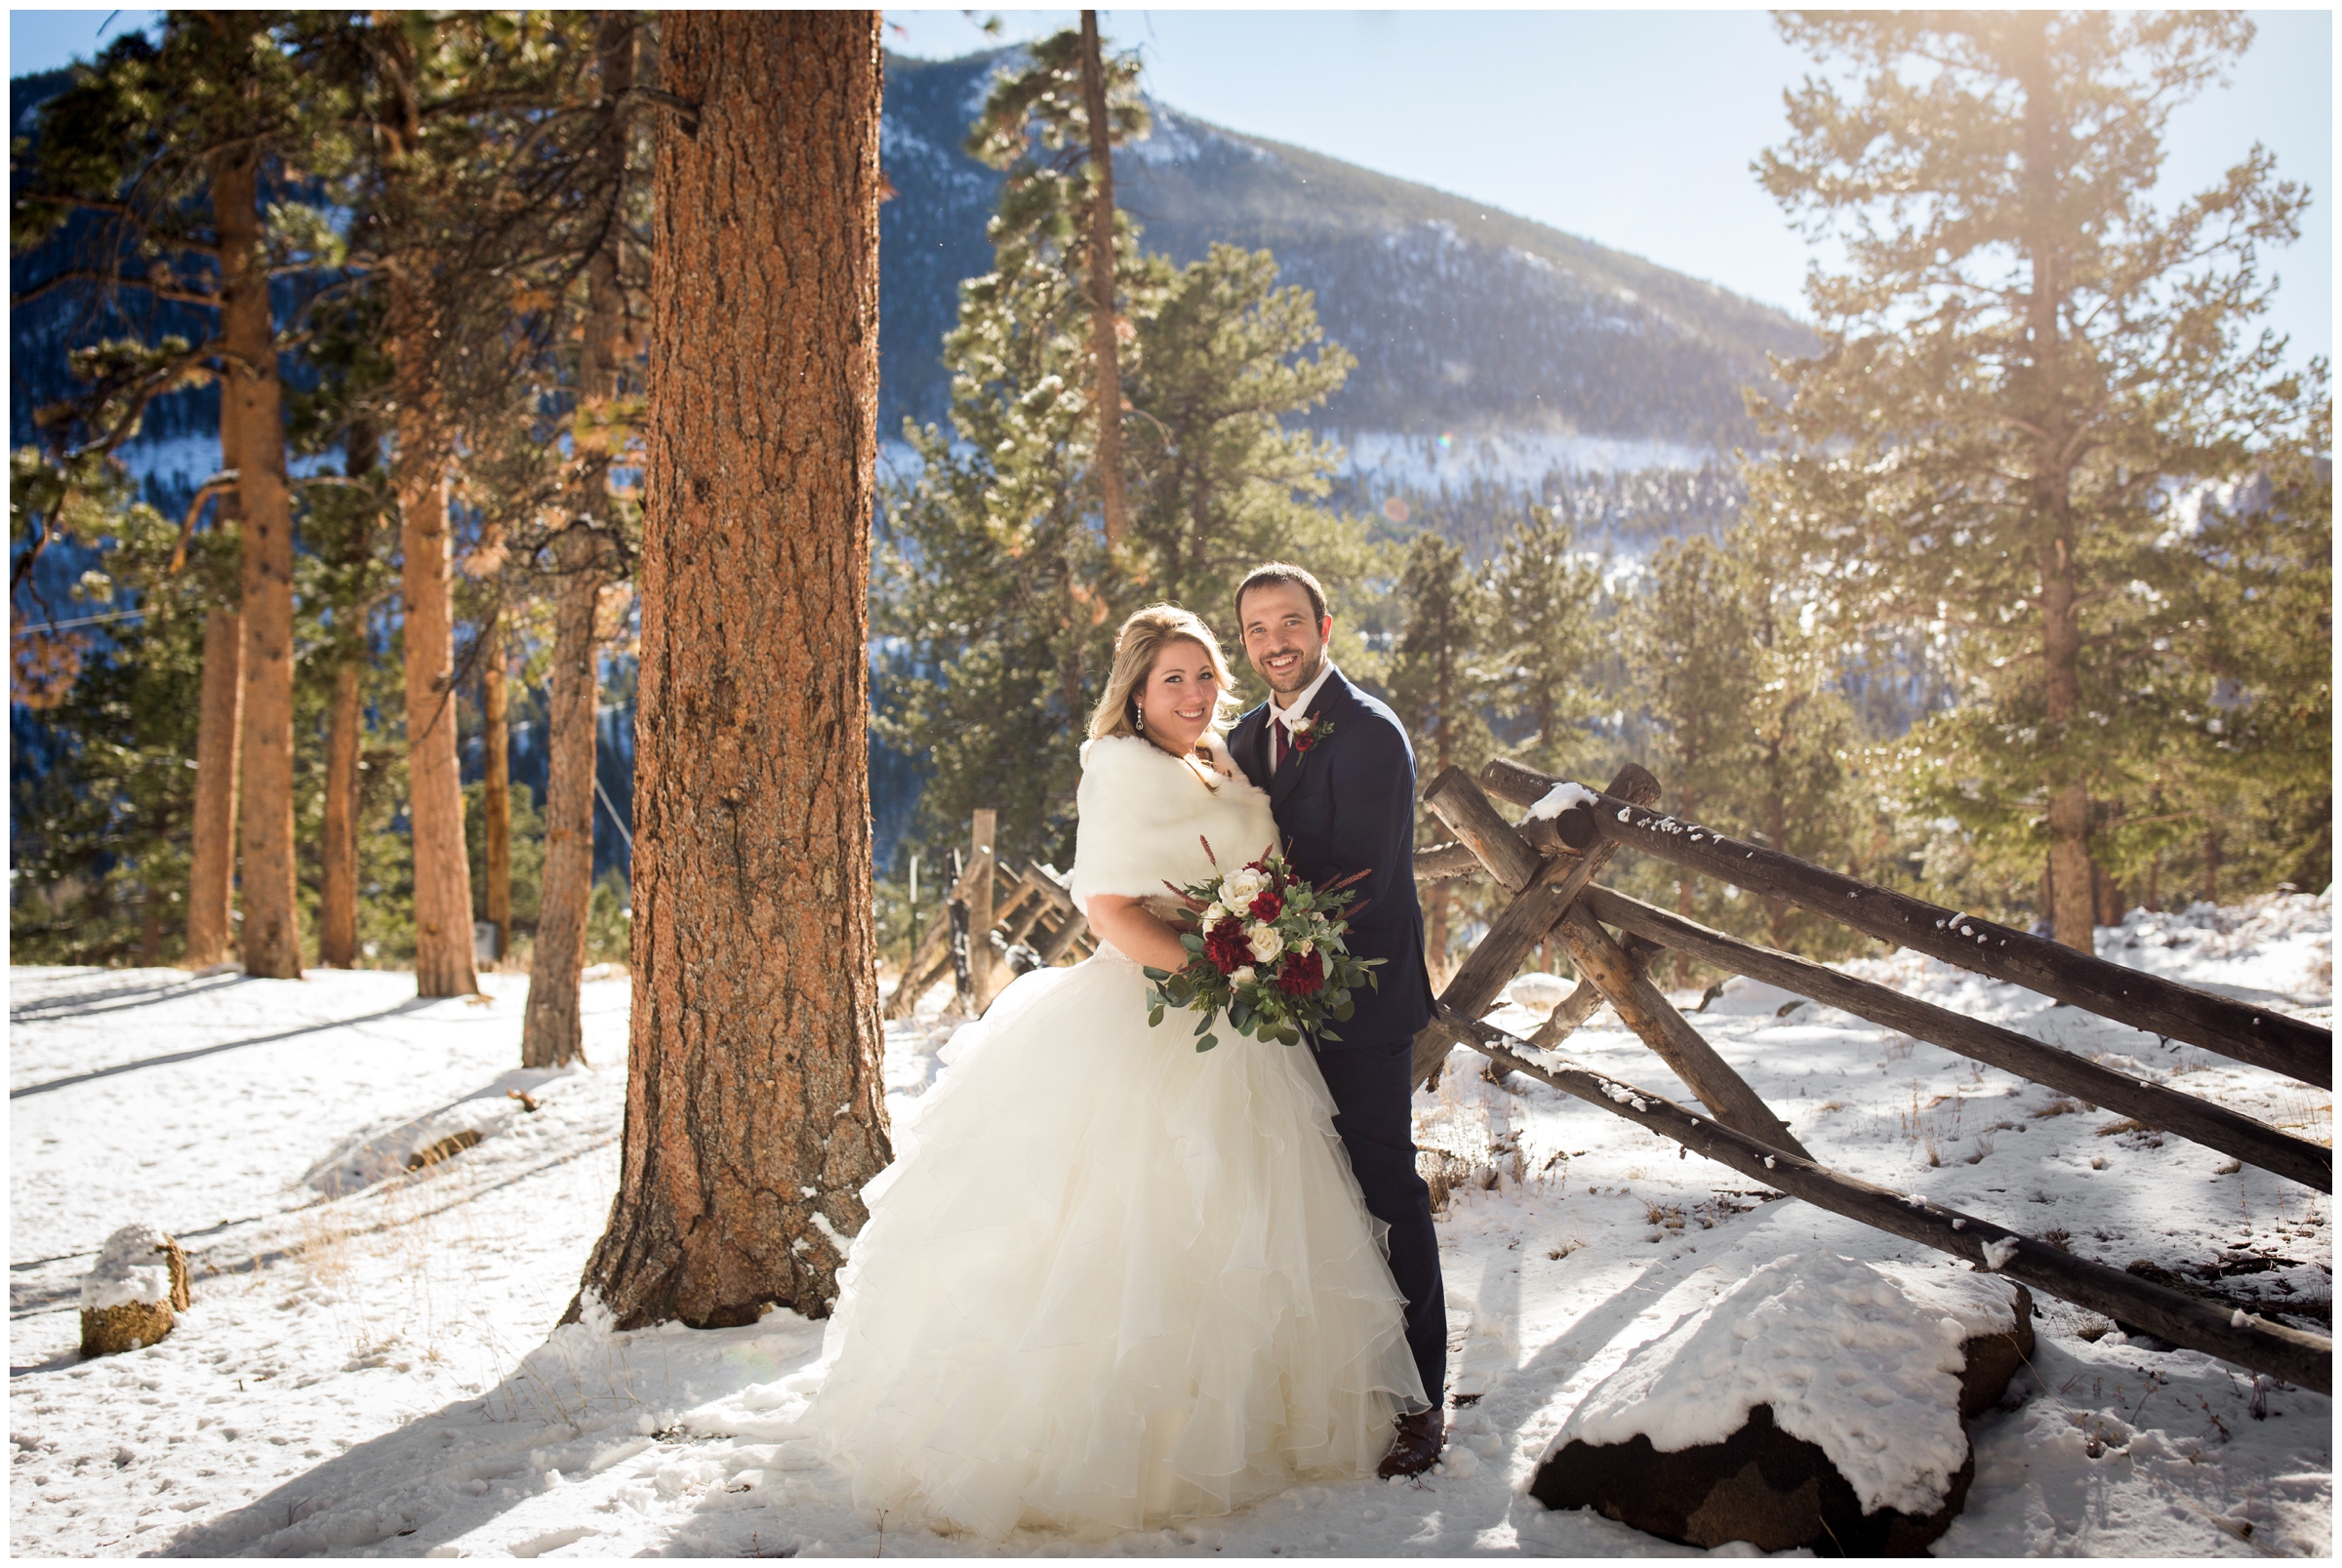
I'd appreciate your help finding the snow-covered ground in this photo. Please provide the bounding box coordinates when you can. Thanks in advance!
[10,894,2330,1557]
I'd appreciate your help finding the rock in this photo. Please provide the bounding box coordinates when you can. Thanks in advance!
[1529,1254,2033,1557]
[78,1226,191,1357]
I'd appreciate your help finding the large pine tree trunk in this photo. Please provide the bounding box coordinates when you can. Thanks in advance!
[184,602,244,969]
[576,10,890,1330]
[522,16,632,1069]
[1076,10,1130,547]
[320,658,362,967]
[217,147,303,979]
[482,610,511,963]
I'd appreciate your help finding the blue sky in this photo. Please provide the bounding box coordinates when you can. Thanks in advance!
[12,7,2330,367]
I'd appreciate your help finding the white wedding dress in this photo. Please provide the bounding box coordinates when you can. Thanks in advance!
[800,734,1426,1539]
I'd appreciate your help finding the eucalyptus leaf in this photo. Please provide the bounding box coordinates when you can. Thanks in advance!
[1195,1034,1219,1053]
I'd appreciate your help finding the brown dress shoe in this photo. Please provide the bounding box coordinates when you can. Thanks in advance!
[1377,1406,1445,1479]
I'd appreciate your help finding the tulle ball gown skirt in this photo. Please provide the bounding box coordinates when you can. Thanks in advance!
[800,945,1427,1540]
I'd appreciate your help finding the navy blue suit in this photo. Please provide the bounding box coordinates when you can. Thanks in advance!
[1230,667,1446,1404]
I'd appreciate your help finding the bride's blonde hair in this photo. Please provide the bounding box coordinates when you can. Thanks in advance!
[1089,604,1242,743]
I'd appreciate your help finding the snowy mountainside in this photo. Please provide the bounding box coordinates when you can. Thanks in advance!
[878,49,1816,480]
[8,891,2328,1556]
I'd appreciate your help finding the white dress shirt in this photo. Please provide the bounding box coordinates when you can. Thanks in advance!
[1271,658,1340,758]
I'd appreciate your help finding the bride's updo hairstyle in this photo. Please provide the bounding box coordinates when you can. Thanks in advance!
[1089,604,1242,744]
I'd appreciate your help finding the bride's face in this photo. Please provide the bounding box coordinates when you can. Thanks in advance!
[1137,638,1220,754]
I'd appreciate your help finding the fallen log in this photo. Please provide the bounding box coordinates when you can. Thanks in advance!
[1583,885,2332,1193]
[1438,1005,2333,1395]
[1479,759,2330,1090]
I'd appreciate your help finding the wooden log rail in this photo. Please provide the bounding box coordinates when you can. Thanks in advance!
[1409,764,1659,1092]
[1582,886,2331,1193]
[1439,1005,2334,1395]
[1415,765,1811,1161]
[1481,758,2332,1090]
[885,857,1093,1021]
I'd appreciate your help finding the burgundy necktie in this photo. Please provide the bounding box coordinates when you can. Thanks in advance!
[1272,721,1289,773]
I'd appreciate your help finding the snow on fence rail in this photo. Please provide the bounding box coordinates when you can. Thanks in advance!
[1409,757,2335,1394]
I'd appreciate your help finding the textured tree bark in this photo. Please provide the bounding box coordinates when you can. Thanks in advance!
[1077,10,1130,548]
[319,418,378,971]
[392,358,479,997]
[520,532,606,1068]
[575,11,891,1330]
[522,14,633,1067]
[217,146,303,980]
[482,611,511,963]
[184,601,244,969]
[319,658,362,967]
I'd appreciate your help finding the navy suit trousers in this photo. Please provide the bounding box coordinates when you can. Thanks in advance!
[1312,1032,1446,1407]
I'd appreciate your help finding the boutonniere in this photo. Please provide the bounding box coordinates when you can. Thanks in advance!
[1288,714,1331,754]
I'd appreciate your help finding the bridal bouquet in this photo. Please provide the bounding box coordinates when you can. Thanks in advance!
[1142,840,1384,1053]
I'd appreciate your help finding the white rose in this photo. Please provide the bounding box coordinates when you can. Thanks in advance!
[1224,866,1271,907]
[1295,937,1315,956]
[1246,921,1284,964]
[1202,903,1230,930]
[1229,966,1257,987]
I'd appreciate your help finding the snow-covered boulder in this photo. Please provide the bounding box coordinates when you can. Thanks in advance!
[1529,1252,2033,1554]
[78,1225,191,1357]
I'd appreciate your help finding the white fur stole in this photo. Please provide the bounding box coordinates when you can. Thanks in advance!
[1068,736,1279,915]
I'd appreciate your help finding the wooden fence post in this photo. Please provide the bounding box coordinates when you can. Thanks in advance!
[967,809,997,1008]
[1409,763,1660,1090]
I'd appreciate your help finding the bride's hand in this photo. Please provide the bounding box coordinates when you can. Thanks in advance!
[1084,895,1194,974]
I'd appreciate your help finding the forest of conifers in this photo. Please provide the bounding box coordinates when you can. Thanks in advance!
[9,11,2330,1008]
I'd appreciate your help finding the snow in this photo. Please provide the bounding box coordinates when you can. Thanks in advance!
[10,889,2331,1556]
[1551,1250,2019,1516]
[79,1225,176,1310]
[1337,426,1716,494]
[1525,780,1596,821]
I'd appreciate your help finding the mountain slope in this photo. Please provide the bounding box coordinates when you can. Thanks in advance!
[879,49,1817,462]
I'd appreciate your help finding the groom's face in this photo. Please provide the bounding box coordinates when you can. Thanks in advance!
[1238,581,1332,700]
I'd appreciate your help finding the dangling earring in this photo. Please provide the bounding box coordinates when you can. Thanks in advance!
[1133,706,1146,734]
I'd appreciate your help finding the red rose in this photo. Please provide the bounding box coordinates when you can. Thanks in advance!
[1276,946,1325,996]
[1247,889,1283,922]
[1204,921,1251,976]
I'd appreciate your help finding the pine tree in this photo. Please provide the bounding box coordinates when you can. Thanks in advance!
[577,10,890,1330]
[882,30,1366,870]
[1489,503,1602,778]
[1124,242,1361,640]
[1753,12,2320,945]
[1389,530,1495,979]
[13,17,357,976]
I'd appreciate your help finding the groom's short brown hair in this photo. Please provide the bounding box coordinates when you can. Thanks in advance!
[1235,562,1328,627]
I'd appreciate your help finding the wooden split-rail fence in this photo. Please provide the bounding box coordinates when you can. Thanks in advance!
[1409,758,2333,1395]
[885,808,1097,1023]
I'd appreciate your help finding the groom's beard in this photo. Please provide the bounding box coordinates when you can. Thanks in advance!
[1258,644,1326,701]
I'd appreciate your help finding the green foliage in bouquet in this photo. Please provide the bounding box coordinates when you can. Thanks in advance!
[1141,841,1384,1053]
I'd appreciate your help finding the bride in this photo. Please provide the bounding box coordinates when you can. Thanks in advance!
[800,604,1428,1539]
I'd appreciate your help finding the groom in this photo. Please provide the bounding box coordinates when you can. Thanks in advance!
[1229,562,1447,1478]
